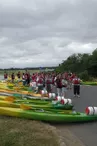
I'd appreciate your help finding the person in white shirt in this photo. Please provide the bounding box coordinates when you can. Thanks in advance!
[61,74,68,97]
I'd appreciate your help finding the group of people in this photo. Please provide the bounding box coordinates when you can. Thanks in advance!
[30,72,81,98]
[4,71,81,98]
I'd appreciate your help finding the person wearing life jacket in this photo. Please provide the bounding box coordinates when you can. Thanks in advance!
[24,71,29,85]
[27,72,31,85]
[55,74,62,96]
[61,74,68,97]
[68,73,73,90]
[17,71,21,79]
[22,73,26,86]
[72,75,80,97]
[42,73,46,89]
[29,73,36,91]
[45,74,52,93]
[11,73,15,83]
[36,74,44,92]
[4,72,8,80]
[31,73,36,86]
[49,74,53,92]
[32,73,35,82]
[51,74,56,93]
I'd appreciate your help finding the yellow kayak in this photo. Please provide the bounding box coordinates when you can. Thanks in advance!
[0,100,20,108]
[0,89,48,97]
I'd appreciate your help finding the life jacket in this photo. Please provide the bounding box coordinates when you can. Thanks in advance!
[69,76,73,81]
[73,78,80,84]
[46,78,51,84]
[28,73,30,79]
[37,77,43,84]
[32,75,36,81]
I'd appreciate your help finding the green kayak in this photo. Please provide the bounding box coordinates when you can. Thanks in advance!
[0,100,73,110]
[0,107,97,123]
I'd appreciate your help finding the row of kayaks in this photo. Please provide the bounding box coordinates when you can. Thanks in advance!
[0,94,97,123]
[0,81,97,123]
[0,94,73,110]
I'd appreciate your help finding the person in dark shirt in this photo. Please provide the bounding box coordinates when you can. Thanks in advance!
[11,73,15,83]
[17,71,21,79]
[4,72,8,80]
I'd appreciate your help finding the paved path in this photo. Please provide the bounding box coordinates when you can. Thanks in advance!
[55,85,97,146]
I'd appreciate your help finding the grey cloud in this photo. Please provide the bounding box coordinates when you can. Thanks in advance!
[0,0,97,68]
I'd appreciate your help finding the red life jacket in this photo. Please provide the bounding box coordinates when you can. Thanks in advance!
[46,78,51,84]
[32,75,35,81]
[73,78,80,84]
[4,74,8,79]
[37,77,43,84]
[69,76,73,81]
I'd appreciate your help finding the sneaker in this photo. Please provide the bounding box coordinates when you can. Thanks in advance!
[77,95,80,98]
[74,94,76,97]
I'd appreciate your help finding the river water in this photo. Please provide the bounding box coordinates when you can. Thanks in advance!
[0,75,3,80]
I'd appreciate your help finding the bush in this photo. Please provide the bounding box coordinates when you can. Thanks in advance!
[78,70,90,81]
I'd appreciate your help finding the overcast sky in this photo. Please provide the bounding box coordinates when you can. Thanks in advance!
[0,0,97,68]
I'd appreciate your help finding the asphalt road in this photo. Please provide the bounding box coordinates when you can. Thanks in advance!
[55,85,97,146]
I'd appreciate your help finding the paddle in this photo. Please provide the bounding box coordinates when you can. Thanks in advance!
[20,104,72,114]
[12,93,50,100]
[4,96,15,102]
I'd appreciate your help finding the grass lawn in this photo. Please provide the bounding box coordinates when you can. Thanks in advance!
[0,116,61,146]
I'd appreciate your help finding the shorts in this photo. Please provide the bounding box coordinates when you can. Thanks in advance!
[62,87,67,92]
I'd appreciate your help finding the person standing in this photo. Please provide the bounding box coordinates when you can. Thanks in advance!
[4,72,8,80]
[61,74,68,97]
[72,75,81,97]
[55,74,62,96]
[17,71,21,79]
[22,73,26,86]
[11,73,15,83]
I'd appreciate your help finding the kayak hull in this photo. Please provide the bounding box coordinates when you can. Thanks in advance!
[0,89,47,97]
[0,107,97,123]
[0,100,73,110]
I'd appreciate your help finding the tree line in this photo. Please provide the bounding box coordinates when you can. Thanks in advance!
[55,48,97,81]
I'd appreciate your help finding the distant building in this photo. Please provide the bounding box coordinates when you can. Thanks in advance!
[45,68,54,72]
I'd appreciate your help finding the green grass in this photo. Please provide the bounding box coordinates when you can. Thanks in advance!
[0,116,61,146]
